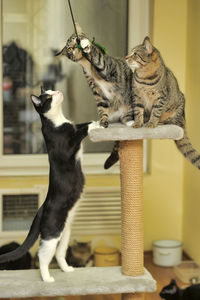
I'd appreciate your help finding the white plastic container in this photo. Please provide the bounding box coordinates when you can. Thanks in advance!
[152,240,182,267]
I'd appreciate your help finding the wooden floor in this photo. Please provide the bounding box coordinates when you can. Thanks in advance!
[144,252,185,300]
[1,252,187,300]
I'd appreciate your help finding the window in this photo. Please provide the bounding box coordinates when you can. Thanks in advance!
[2,194,38,231]
[0,187,43,237]
[0,0,151,175]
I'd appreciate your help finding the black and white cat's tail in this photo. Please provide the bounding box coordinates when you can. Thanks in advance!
[175,129,200,169]
[0,205,43,263]
[104,141,119,169]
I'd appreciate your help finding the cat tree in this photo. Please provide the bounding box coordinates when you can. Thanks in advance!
[0,124,183,299]
[90,123,184,299]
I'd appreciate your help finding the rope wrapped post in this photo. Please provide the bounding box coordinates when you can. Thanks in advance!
[119,140,144,300]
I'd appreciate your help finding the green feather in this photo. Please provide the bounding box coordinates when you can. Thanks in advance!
[93,41,108,54]
[77,43,82,51]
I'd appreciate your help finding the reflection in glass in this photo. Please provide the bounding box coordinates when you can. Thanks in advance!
[2,0,128,154]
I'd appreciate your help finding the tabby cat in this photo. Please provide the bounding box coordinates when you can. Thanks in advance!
[56,23,134,129]
[160,279,200,300]
[0,87,99,282]
[66,240,93,267]
[107,37,200,169]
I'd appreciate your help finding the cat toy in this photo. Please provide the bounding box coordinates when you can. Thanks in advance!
[67,0,81,50]
[67,0,108,54]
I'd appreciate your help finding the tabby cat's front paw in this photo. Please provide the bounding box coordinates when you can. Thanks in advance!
[145,121,157,128]
[126,120,135,127]
[80,38,91,53]
[88,121,101,132]
[132,122,143,128]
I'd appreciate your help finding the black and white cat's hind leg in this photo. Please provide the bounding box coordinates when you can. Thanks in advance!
[38,203,81,282]
[38,236,61,282]
[55,203,80,274]
[38,224,74,283]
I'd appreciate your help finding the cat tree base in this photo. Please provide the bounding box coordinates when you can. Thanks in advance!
[0,267,155,298]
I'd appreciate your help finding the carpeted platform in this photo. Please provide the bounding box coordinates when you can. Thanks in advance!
[89,124,184,142]
[0,267,156,298]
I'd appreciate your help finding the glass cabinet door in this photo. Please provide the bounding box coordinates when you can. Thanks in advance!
[2,0,128,155]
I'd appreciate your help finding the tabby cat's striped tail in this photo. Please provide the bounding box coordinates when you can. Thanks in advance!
[0,204,43,263]
[175,130,200,169]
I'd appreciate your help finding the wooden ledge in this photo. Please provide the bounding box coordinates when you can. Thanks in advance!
[89,124,184,142]
[0,266,156,298]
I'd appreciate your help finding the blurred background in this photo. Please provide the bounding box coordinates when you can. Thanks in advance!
[0,0,200,285]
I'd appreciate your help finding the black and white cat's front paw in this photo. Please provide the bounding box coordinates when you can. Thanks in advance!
[88,121,103,133]
[80,38,91,53]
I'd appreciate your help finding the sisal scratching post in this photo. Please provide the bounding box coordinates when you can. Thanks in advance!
[119,140,144,300]
[119,140,144,276]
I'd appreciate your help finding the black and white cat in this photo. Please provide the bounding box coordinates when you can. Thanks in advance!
[160,279,200,300]
[0,87,99,282]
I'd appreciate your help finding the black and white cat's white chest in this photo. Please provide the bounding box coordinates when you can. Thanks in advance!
[40,118,85,219]
[42,118,82,163]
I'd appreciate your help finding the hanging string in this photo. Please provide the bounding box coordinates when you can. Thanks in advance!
[67,0,80,45]
[67,0,108,53]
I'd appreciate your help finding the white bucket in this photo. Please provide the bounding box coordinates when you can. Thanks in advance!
[153,240,182,267]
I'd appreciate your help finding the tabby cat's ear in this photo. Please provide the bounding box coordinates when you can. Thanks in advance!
[143,36,153,54]
[75,22,85,35]
[31,95,41,107]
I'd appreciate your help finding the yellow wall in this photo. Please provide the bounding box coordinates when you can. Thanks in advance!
[183,0,200,264]
[143,0,187,250]
[0,0,192,255]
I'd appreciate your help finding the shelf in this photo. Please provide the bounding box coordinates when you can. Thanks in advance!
[89,124,184,142]
[0,266,156,298]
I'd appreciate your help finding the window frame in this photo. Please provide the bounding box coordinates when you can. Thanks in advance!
[0,0,151,176]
